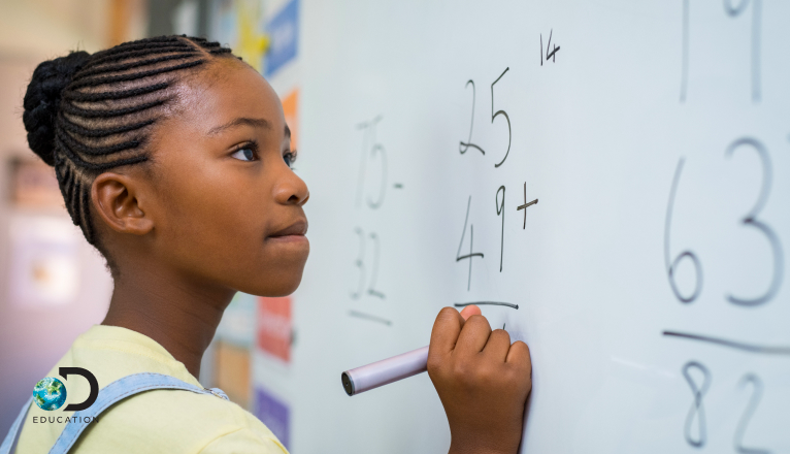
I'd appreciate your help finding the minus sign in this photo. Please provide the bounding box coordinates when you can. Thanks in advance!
[454,301,519,310]
[349,310,393,326]
[393,183,403,189]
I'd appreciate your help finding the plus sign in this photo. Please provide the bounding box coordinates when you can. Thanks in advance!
[516,182,538,229]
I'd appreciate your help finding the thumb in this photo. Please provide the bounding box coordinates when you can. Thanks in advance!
[459,305,481,321]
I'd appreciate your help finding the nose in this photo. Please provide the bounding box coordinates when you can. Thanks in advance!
[274,168,309,206]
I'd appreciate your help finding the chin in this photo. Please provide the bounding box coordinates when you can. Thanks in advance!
[239,268,305,297]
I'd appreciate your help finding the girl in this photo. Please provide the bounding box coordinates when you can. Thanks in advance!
[4,35,531,454]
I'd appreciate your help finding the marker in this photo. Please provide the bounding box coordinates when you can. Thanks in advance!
[341,346,429,396]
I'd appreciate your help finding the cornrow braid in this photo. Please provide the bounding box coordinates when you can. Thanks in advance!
[68,59,206,90]
[22,35,237,256]
[86,45,194,68]
[72,52,200,81]
[63,82,170,102]
[59,117,156,137]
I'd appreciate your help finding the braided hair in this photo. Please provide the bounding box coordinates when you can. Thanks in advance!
[22,35,236,260]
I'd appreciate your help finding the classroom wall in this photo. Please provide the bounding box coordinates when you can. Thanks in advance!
[0,0,146,435]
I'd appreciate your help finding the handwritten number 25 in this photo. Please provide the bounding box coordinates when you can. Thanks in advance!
[459,67,512,168]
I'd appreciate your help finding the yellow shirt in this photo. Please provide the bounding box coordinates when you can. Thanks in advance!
[15,325,288,454]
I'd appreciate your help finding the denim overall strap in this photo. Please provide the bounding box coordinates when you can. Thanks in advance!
[0,396,34,454]
[1,373,228,454]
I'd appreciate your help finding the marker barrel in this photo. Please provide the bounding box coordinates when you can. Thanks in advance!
[341,346,429,396]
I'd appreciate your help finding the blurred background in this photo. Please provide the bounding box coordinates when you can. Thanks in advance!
[0,0,294,444]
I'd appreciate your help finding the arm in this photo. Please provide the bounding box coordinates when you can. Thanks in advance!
[427,306,532,454]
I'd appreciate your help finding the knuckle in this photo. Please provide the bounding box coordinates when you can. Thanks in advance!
[426,353,444,375]
[491,328,511,344]
[465,314,491,331]
[502,366,529,392]
[454,356,499,388]
[437,306,458,321]
[513,341,531,359]
[476,362,497,383]
[452,359,470,378]
[515,340,531,354]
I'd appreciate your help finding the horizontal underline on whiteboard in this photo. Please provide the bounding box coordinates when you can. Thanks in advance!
[663,330,790,355]
[454,301,519,310]
[348,310,392,326]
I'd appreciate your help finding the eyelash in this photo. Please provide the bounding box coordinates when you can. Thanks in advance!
[230,140,260,162]
[230,141,298,168]
[284,149,298,168]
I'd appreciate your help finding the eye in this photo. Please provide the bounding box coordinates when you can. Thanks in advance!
[230,143,258,162]
[283,149,297,168]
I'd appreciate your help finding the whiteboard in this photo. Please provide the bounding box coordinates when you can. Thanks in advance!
[259,1,790,452]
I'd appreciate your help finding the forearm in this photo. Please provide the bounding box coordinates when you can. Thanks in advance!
[448,443,516,454]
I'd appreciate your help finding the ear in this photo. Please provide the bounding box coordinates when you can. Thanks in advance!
[91,172,154,236]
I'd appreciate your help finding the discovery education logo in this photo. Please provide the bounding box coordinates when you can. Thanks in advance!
[32,367,99,424]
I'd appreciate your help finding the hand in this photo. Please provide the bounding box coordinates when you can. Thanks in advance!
[427,306,532,454]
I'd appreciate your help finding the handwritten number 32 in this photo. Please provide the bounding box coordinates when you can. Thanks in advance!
[350,228,385,300]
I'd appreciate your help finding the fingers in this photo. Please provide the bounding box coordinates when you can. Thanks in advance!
[431,306,526,368]
[482,328,511,362]
[455,314,492,354]
[459,304,481,321]
[506,340,532,374]
[429,307,466,355]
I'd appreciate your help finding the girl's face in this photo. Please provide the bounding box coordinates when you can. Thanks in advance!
[140,59,309,297]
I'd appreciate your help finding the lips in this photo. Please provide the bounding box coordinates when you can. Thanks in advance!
[268,219,308,238]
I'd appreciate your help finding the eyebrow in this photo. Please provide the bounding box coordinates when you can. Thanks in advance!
[284,124,291,139]
[207,117,272,136]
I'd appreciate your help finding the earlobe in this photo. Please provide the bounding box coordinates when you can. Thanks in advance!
[91,172,154,236]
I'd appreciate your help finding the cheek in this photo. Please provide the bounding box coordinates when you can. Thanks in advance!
[151,154,308,295]
[156,158,270,262]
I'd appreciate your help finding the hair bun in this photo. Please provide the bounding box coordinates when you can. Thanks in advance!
[22,51,92,166]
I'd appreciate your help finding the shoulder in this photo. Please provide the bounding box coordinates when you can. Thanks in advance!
[198,427,288,454]
[73,387,285,453]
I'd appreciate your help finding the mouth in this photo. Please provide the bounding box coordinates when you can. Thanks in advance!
[267,219,309,243]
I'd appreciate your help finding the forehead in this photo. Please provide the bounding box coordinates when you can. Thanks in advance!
[174,59,285,134]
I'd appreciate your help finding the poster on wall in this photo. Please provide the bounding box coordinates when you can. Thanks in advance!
[254,385,290,450]
[281,89,299,151]
[8,216,80,308]
[216,292,256,346]
[265,0,298,77]
[9,158,63,209]
[210,0,269,73]
[257,296,292,363]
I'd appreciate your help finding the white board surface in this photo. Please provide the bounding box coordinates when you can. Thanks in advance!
[267,1,790,452]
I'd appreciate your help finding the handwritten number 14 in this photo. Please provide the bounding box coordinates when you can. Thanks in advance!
[540,29,560,65]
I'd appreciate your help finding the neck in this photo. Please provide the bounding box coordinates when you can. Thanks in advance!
[101,264,235,380]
